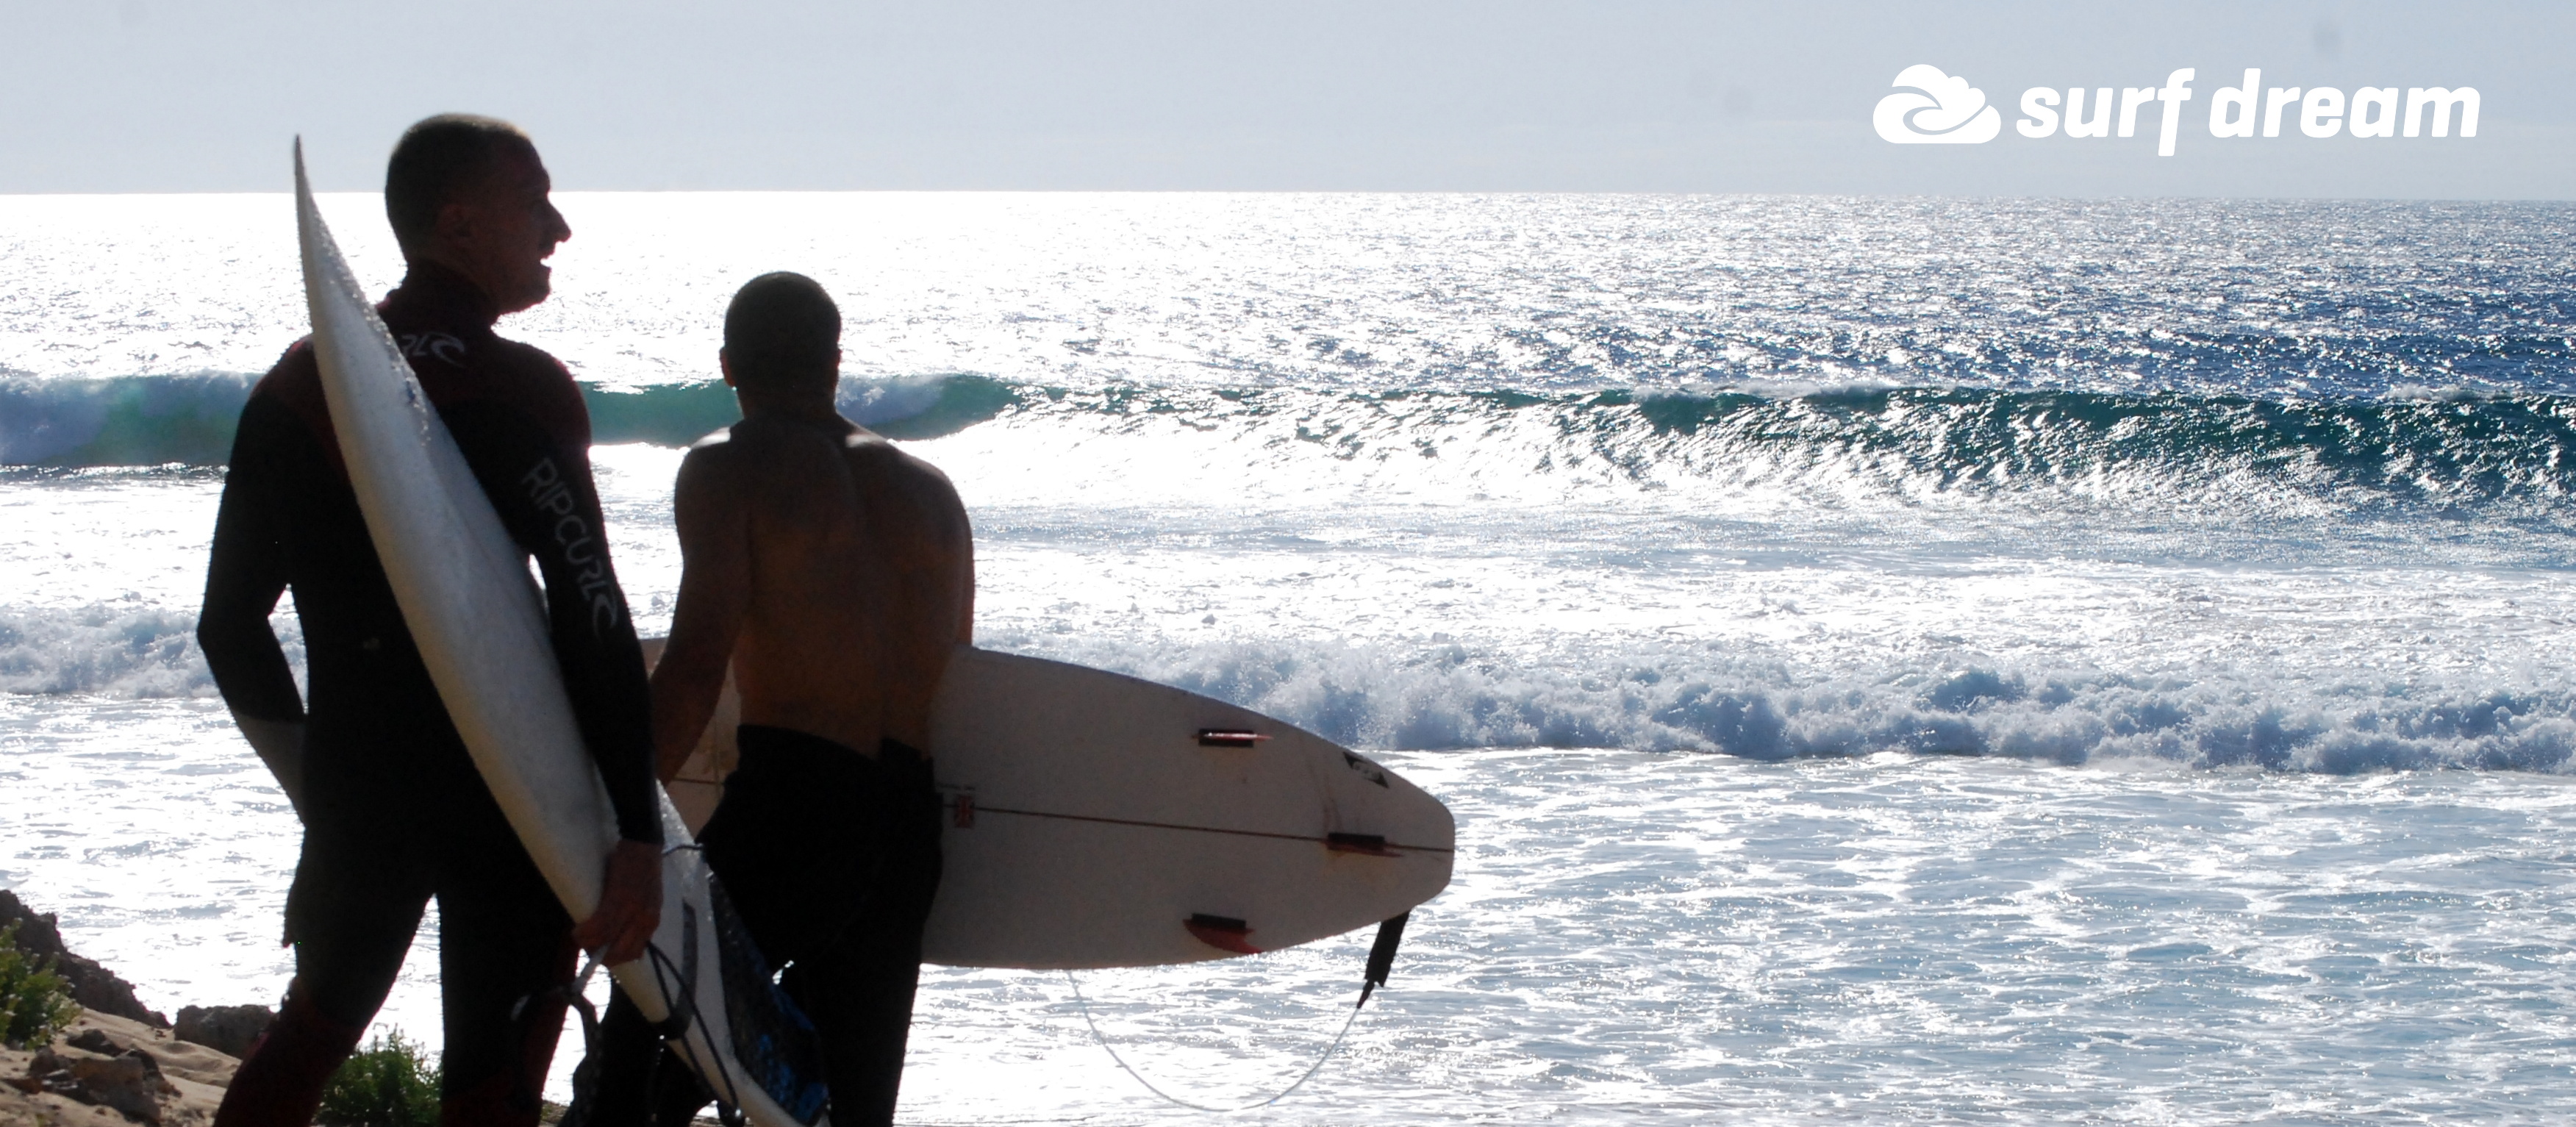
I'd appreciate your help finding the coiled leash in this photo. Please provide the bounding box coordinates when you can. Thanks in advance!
[1070,912,1409,1112]
[639,903,759,1127]
[544,850,756,1127]
[518,954,607,1127]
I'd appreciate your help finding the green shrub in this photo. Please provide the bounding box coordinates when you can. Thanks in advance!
[0,920,81,1049]
[316,1029,443,1127]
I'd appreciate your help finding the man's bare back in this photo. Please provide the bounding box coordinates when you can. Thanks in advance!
[651,411,973,775]
[583,271,965,1127]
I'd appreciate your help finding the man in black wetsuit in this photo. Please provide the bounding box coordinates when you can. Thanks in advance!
[570,274,970,1127]
[198,115,663,1127]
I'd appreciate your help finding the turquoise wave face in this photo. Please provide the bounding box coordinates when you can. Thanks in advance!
[576,377,1023,445]
[0,372,1026,465]
[21,373,2576,519]
[0,374,254,467]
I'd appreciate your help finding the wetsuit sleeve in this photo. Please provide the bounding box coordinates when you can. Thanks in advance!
[199,394,308,724]
[446,403,664,846]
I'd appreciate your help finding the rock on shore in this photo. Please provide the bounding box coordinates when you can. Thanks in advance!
[0,895,166,1029]
[1,893,276,1127]
[1,1011,238,1127]
[162,1012,268,1065]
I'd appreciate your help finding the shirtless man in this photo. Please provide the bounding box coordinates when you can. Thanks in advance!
[576,272,973,1127]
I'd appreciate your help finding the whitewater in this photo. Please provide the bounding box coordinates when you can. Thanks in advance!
[4,191,2576,1123]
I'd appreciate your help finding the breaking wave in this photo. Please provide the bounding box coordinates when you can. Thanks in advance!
[12,604,2564,774]
[0,373,256,468]
[975,629,2576,773]
[0,608,309,700]
[12,373,2576,517]
[957,381,2576,515]
[0,608,217,698]
[0,373,1020,466]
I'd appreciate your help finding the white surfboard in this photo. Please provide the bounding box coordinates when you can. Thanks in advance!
[294,146,831,1127]
[652,644,1455,969]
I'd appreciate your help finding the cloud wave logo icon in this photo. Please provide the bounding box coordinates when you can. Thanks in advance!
[1873,64,2002,144]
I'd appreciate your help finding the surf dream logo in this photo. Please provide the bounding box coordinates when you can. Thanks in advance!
[1873,65,2003,144]
[1875,65,2480,155]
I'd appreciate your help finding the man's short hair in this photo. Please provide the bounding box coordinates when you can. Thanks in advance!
[725,273,842,394]
[384,114,532,251]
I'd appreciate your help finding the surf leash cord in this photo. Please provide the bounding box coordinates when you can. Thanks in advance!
[1067,911,1409,1113]
[643,901,782,1127]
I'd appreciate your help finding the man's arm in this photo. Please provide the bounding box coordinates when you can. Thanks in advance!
[453,403,663,846]
[651,438,753,784]
[448,400,661,962]
[198,394,309,809]
[876,448,976,748]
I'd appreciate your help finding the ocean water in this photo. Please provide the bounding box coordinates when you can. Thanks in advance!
[4,192,2576,1123]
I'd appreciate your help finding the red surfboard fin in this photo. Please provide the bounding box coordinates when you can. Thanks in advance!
[1184,913,1262,954]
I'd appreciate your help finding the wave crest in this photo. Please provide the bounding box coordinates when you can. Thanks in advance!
[14,373,2576,518]
[0,608,219,698]
[11,604,2566,774]
[0,373,255,467]
[956,383,2576,514]
[0,373,1023,467]
[984,631,2576,773]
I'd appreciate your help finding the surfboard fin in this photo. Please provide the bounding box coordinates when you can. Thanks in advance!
[1356,911,1410,1009]
[1184,913,1262,954]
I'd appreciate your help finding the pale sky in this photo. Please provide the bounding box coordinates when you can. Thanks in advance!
[1,0,2568,198]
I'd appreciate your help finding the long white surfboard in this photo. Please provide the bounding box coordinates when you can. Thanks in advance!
[654,645,1455,969]
[294,146,830,1127]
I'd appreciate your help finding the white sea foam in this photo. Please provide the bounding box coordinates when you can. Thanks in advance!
[14,703,2576,1123]
[0,607,215,697]
[974,629,2576,773]
[13,589,2571,775]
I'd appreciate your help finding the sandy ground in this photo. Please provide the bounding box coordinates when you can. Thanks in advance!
[1,1012,237,1127]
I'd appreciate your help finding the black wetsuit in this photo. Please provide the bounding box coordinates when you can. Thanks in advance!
[198,263,662,1127]
[579,728,942,1127]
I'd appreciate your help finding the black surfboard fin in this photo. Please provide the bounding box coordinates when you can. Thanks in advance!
[1356,911,1410,1010]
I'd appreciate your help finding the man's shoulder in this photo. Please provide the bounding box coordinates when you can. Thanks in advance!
[680,417,846,484]
[838,429,966,529]
[471,334,577,399]
[251,335,318,390]
[709,415,849,460]
[227,337,346,473]
[484,332,570,372]
[690,418,955,495]
[845,428,957,490]
[675,423,743,471]
[247,337,327,423]
[452,332,587,446]
[685,424,738,453]
[673,423,751,489]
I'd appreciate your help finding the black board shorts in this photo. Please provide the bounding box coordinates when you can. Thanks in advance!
[574,726,942,1127]
[701,726,943,966]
